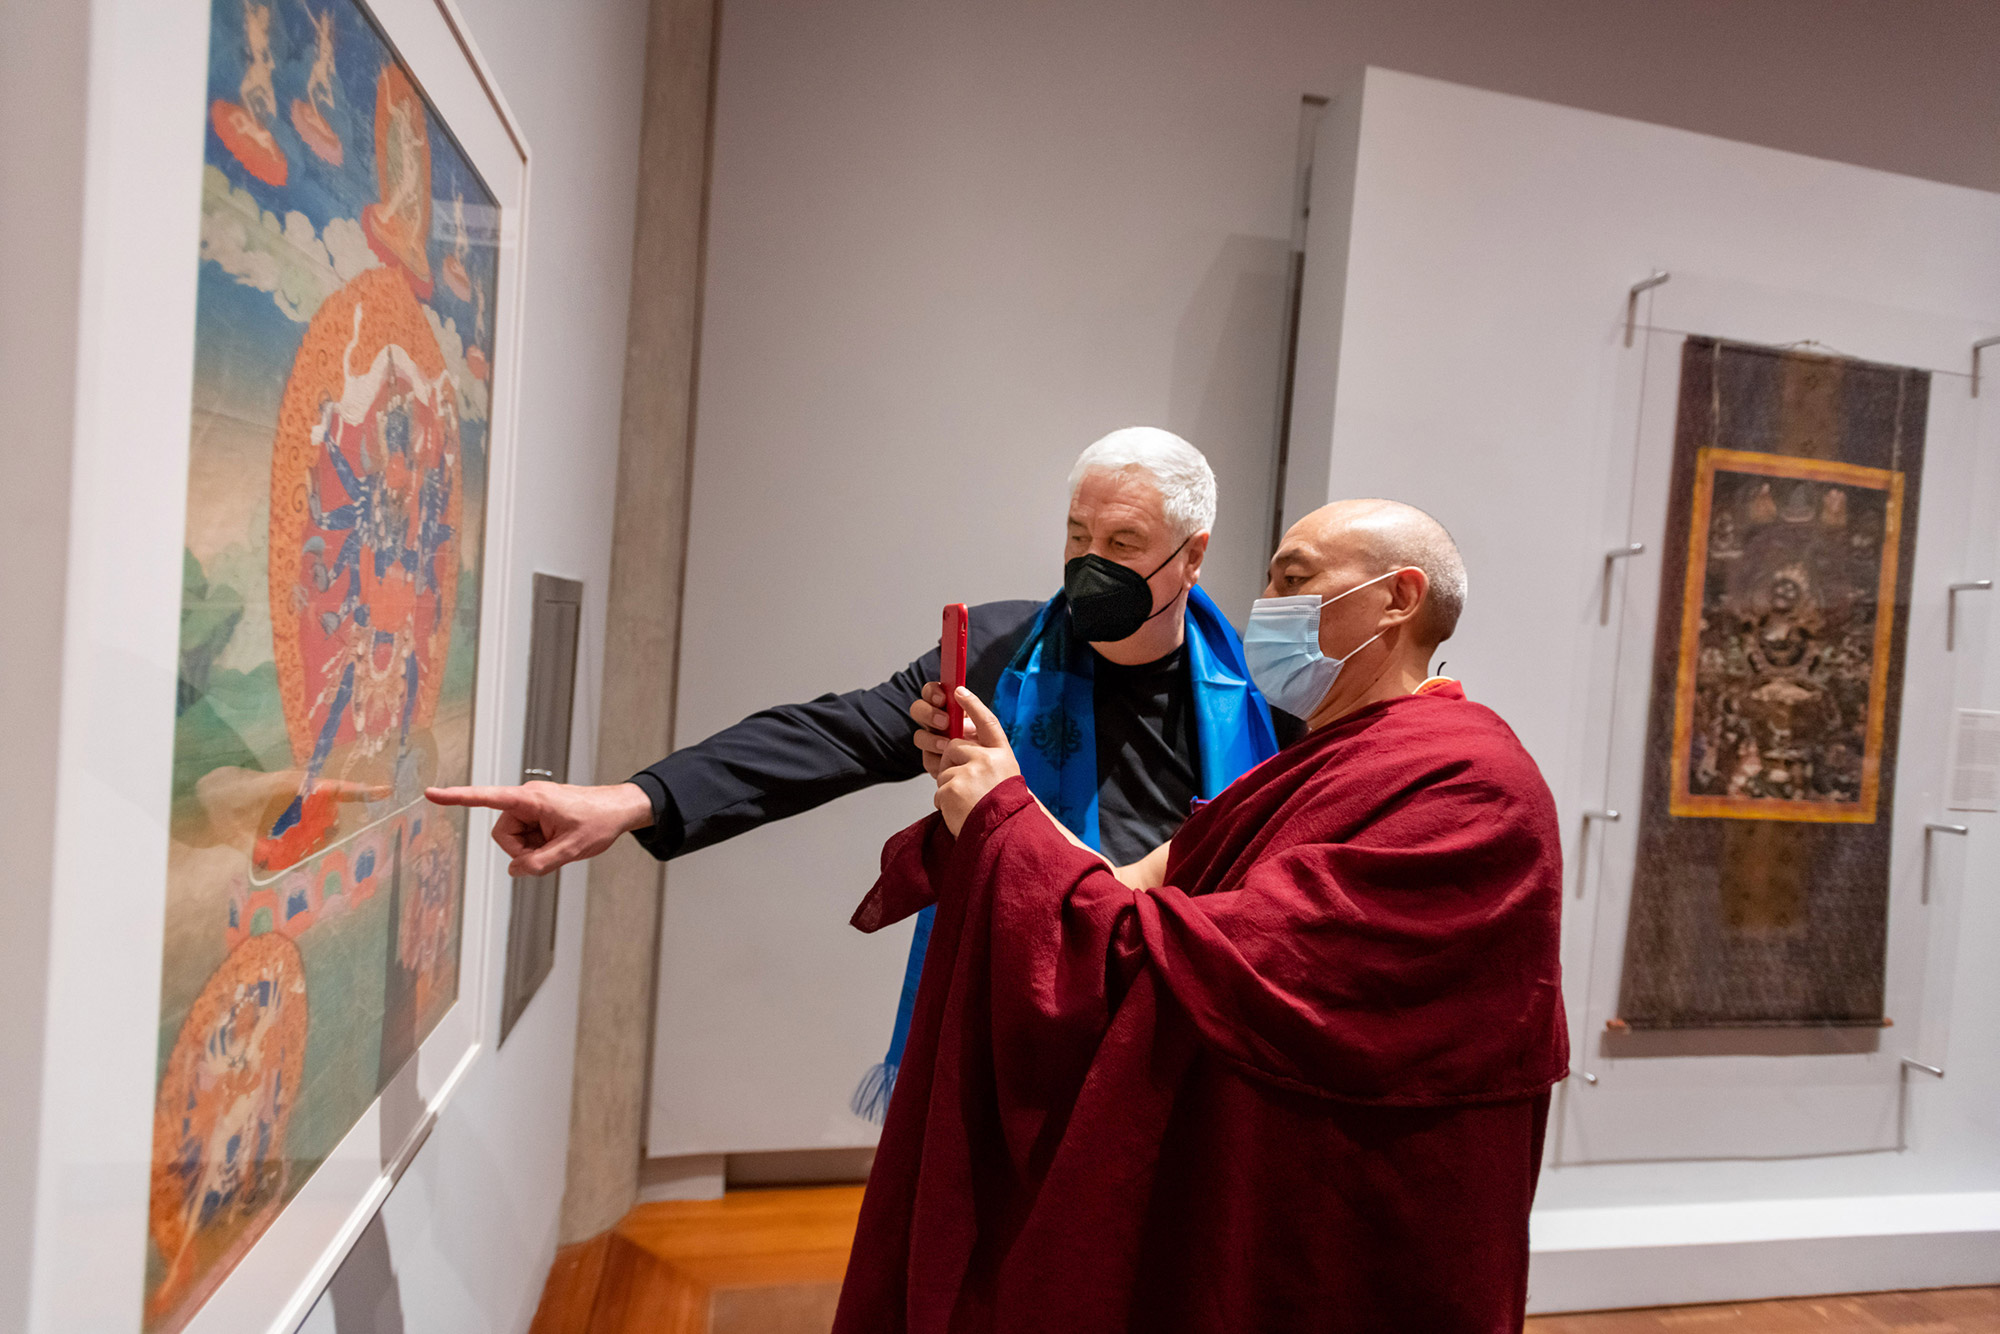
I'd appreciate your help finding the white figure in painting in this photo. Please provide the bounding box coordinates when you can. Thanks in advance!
[240,2,279,127]
[304,5,338,118]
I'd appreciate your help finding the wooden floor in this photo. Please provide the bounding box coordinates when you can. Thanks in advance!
[531,1186,1999,1333]
[530,1187,860,1334]
[1530,1286,2000,1331]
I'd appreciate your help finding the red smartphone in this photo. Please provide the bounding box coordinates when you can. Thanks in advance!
[940,603,969,741]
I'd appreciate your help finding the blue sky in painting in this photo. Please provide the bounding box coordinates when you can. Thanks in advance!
[199,0,498,467]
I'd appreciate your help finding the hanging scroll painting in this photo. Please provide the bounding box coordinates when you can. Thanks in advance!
[1668,449,1904,822]
[1618,337,1927,1030]
[148,1,498,1329]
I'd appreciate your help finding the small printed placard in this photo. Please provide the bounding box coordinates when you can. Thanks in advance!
[1946,708,2000,814]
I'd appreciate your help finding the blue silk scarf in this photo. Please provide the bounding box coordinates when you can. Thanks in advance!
[851,584,1281,1121]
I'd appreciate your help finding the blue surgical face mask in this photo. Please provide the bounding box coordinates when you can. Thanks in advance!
[1243,568,1401,719]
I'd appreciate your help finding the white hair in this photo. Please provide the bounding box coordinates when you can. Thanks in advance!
[1065,427,1217,543]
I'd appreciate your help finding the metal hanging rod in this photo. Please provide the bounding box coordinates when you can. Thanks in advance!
[1600,543,1645,625]
[1947,580,1992,651]
[1576,808,1620,899]
[1625,271,1670,347]
[1973,335,2000,397]
[1897,1057,1945,1152]
[1921,820,1969,905]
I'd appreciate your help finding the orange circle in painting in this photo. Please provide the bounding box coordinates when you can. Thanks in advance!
[267,265,461,778]
[211,100,288,187]
[464,344,489,381]
[146,932,309,1328]
[361,65,432,298]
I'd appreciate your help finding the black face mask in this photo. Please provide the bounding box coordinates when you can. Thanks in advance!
[1063,536,1191,643]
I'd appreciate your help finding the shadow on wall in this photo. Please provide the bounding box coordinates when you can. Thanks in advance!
[1169,234,1293,622]
[295,1213,404,1334]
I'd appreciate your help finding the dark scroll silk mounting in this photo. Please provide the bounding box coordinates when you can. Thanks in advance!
[1618,337,1928,1029]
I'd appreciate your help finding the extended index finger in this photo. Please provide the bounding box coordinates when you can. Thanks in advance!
[426,785,535,811]
[955,687,1008,749]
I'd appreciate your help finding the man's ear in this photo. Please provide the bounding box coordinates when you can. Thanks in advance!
[1183,531,1211,582]
[1381,566,1429,628]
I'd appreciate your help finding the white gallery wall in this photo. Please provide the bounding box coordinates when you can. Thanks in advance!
[1286,69,2000,1311]
[4,0,646,1330]
[649,0,2000,1161]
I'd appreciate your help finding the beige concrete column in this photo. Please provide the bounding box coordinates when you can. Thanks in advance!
[0,2,90,1319]
[558,0,718,1245]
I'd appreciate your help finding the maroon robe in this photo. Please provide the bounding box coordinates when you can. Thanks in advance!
[836,683,1569,1334]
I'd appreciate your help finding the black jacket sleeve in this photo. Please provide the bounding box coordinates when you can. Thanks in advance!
[628,599,1046,859]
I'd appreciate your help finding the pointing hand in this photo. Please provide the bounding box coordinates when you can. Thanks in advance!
[424,780,655,876]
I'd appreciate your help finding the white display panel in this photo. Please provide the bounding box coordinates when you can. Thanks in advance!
[29,2,528,1331]
[1555,273,1994,1164]
[1277,66,2000,1309]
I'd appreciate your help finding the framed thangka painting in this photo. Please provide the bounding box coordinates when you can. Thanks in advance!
[1618,338,1927,1030]
[150,0,500,1328]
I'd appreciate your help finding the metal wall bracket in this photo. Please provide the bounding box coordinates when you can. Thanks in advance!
[1947,579,1992,650]
[1577,809,1620,898]
[1625,271,1670,347]
[1600,543,1645,625]
[1973,335,2000,397]
[1921,820,1968,905]
[1897,1057,1945,1152]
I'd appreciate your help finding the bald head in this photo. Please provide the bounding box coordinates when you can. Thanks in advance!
[1283,499,1467,647]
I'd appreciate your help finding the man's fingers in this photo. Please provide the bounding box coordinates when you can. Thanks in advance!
[939,738,992,770]
[497,808,561,855]
[511,839,565,877]
[490,812,542,859]
[909,686,976,739]
[519,831,597,877]
[907,695,948,734]
[427,784,536,812]
[512,849,559,877]
[956,688,1008,748]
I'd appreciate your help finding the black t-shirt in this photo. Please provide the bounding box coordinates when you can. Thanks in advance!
[1090,646,1200,865]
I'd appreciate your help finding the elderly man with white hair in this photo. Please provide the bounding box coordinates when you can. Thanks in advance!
[429,427,1288,1111]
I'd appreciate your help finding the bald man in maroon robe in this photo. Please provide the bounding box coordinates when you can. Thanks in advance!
[835,500,1569,1334]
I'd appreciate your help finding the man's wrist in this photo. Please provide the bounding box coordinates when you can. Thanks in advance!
[617,780,657,832]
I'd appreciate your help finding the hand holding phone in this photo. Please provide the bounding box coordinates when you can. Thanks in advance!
[940,603,969,740]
